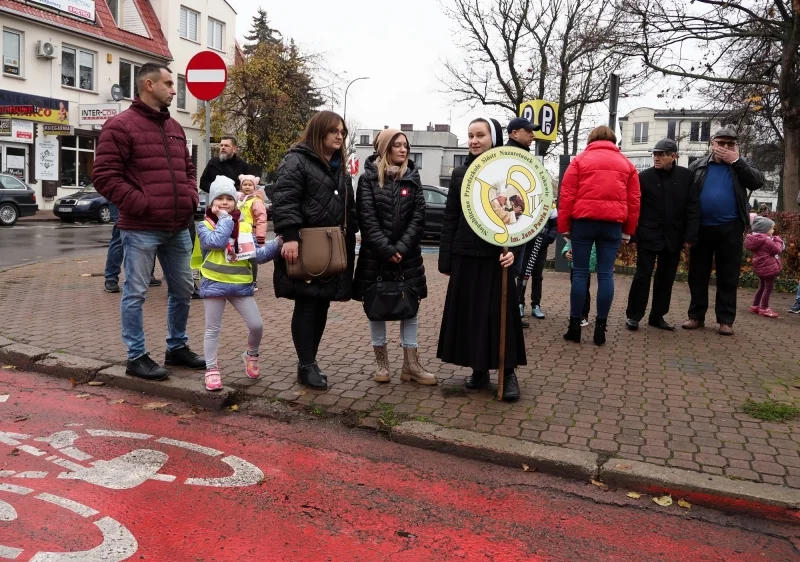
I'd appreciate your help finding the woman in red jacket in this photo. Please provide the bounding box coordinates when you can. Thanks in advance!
[557,126,641,345]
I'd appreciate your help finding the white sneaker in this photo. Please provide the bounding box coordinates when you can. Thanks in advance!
[580,318,589,327]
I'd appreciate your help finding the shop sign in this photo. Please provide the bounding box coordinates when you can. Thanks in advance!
[0,118,9,137]
[35,138,59,181]
[11,120,34,144]
[29,0,95,22]
[79,103,120,125]
[0,89,69,124]
[43,124,73,136]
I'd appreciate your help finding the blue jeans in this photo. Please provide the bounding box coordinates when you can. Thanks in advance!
[570,220,621,320]
[104,204,122,282]
[796,280,800,302]
[120,229,194,360]
[369,316,419,348]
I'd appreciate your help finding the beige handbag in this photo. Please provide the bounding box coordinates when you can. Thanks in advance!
[286,184,348,280]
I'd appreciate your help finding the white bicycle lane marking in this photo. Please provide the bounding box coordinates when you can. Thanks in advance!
[0,483,138,561]
[0,429,265,490]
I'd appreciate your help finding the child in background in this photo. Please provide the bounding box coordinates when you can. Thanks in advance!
[193,176,282,391]
[745,215,785,319]
[237,175,268,291]
[562,239,596,327]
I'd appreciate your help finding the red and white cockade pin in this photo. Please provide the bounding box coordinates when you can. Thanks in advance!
[400,188,409,197]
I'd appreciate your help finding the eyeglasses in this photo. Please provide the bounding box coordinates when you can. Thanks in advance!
[328,129,347,138]
[714,140,737,148]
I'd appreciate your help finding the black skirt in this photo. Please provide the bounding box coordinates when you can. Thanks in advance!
[437,255,527,371]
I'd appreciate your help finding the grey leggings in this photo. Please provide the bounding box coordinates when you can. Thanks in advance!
[203,296,263,370]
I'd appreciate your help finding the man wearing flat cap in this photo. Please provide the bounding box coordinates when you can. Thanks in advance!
[681,125,764,336]
[625,138,699,331]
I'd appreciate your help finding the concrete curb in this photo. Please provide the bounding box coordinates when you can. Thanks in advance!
[391,421,599,481]
[0,335,235,411]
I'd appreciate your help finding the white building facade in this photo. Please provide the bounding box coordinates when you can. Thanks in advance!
[0,0,236,210]
[354,124,469,189]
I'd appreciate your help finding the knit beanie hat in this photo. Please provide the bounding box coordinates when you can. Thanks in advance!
[209,175,237,203]
[751,215,774,234]
[376,128,408,158]
[238,174,260,188]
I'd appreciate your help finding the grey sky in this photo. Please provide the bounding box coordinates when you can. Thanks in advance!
[235,1,674,147]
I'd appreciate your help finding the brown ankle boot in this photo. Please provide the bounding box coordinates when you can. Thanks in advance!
[401,347,438,385]
[373,346,390,383]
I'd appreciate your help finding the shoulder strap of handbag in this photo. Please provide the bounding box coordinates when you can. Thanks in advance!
[339,170,348,234]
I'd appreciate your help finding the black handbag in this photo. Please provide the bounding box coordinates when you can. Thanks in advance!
[363,266,419,321]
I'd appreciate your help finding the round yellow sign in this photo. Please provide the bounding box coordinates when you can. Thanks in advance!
[460,147,554,247]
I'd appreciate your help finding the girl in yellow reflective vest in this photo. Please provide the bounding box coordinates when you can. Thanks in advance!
[237,174,268,291]
[193,176,282,391]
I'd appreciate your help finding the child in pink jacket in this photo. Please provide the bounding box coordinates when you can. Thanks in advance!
[238,174,268,290]
[745,215,785,318]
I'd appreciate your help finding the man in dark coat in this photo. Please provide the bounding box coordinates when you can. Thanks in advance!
[93,63,205,381]
[625,138,700,331]
[681,126,764,336]
[199,136,258,192]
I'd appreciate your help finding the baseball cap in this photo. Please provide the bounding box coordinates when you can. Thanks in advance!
[507,117,541,133]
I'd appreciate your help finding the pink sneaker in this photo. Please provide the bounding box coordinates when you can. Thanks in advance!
[242,352,260,379]
[759,308,779,318]
[749,305,760,314]
[205,369,223,391]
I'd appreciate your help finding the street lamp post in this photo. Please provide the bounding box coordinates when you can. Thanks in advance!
[343,76,369,122]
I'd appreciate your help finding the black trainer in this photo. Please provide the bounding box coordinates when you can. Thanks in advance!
[149,277,162,287]
[502,370,520,402]
[104,280,120,293]
[465,370,490,389]
[648,317,676,331]
[297,363,327,390]
[164,346,205,369]
[625,318,639,331]
[126,353,169,381]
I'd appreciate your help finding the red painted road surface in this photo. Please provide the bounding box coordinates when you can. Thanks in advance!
[0,368,797,561]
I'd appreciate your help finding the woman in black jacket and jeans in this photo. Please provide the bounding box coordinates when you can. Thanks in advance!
[438,118,525,402]
[353,129,437,385]
[272,111,357,390]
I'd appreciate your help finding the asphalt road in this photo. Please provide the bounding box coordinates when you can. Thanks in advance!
[0,221,113,271]
[1,368,797,561]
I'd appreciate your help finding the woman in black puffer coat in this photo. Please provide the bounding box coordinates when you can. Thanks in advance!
[272,111,357,390]
[353,129,437,386]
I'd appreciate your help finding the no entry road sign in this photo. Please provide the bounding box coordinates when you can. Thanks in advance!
[186,51,228,101]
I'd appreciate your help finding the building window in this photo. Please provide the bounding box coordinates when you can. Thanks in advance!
[107,0,121,24]
[633,122,649,144]
[687,156,700,167]
[62,47,94,91]
[119,61,142,99]
[3,29,22,76]
[359,135,369,145]
[177,75,187,110]
[180,6,199,42]
[208,18,224,51]
[690,121,711,142]
[667,120,676,140]
[60,135,96,187]
[409,152,423,169]
[453,154,467,167]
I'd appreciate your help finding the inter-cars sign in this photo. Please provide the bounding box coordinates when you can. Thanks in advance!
[79,103,120,125]
[30,0,95,21]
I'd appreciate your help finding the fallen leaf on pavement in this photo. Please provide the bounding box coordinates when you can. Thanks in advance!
[9,448,19,456]
[2,365,16,370]
[13,415,29,422]
[293,390,306,396]
[521,464,530,472]
[109,399,125,405]
[75,394,90,398]
[87,381,105,387]
[142,402,170,410]
[396,531,416,538]
[227,404,240,412]
[653,495,673,507]
[590,479,607,489]
[614,463,632,470]
[75,260,87,263]
[626,492,642,499]
[80,273,91,277]
[677,499,691,509]
[178,413,195,419]
[69,377,76,388]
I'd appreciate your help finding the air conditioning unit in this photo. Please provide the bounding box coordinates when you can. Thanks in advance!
[36,41,57,59]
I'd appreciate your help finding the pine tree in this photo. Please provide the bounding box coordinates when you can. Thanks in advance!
[243,8,281,54]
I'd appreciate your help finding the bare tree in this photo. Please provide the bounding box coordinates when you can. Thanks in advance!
[618,0,799,210]
[345,118,361,161]
[440,0,643,155]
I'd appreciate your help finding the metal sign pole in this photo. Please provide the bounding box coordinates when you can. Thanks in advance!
[497,247,509,401]
[205,100,211,164]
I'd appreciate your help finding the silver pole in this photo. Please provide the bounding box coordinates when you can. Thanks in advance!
[205,100,211,163]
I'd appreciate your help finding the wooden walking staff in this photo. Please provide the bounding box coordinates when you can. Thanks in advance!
[497,246,509,400]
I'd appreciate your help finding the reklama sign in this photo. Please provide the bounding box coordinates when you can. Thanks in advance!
[78,104,121,125]
[0,89,70,125]
[29,0,96,22]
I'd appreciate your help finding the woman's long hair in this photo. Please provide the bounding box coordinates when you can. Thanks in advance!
[297,111,348,167]
[377,132,409,188]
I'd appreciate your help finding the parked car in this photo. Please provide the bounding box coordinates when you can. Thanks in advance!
[0,173,38,226]
[53,184,112,223]
[422,185,448,240]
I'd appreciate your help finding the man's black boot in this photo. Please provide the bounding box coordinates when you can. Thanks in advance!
[625,318,639,331]
[594,318,608,346]
[164,346,205,369]
[465,370,490,389]
[126,353,169,381]
[648,317,676,331]
[502,370,520,402]
[563,317,582,343]
[297,363,327,390]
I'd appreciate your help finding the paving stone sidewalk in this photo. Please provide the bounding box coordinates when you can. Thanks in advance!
[1,254,798,488]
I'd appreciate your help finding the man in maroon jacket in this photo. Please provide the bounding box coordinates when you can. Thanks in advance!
[93,63,204,380]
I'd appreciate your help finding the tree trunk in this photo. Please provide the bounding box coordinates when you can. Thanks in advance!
[784,127,799,211]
